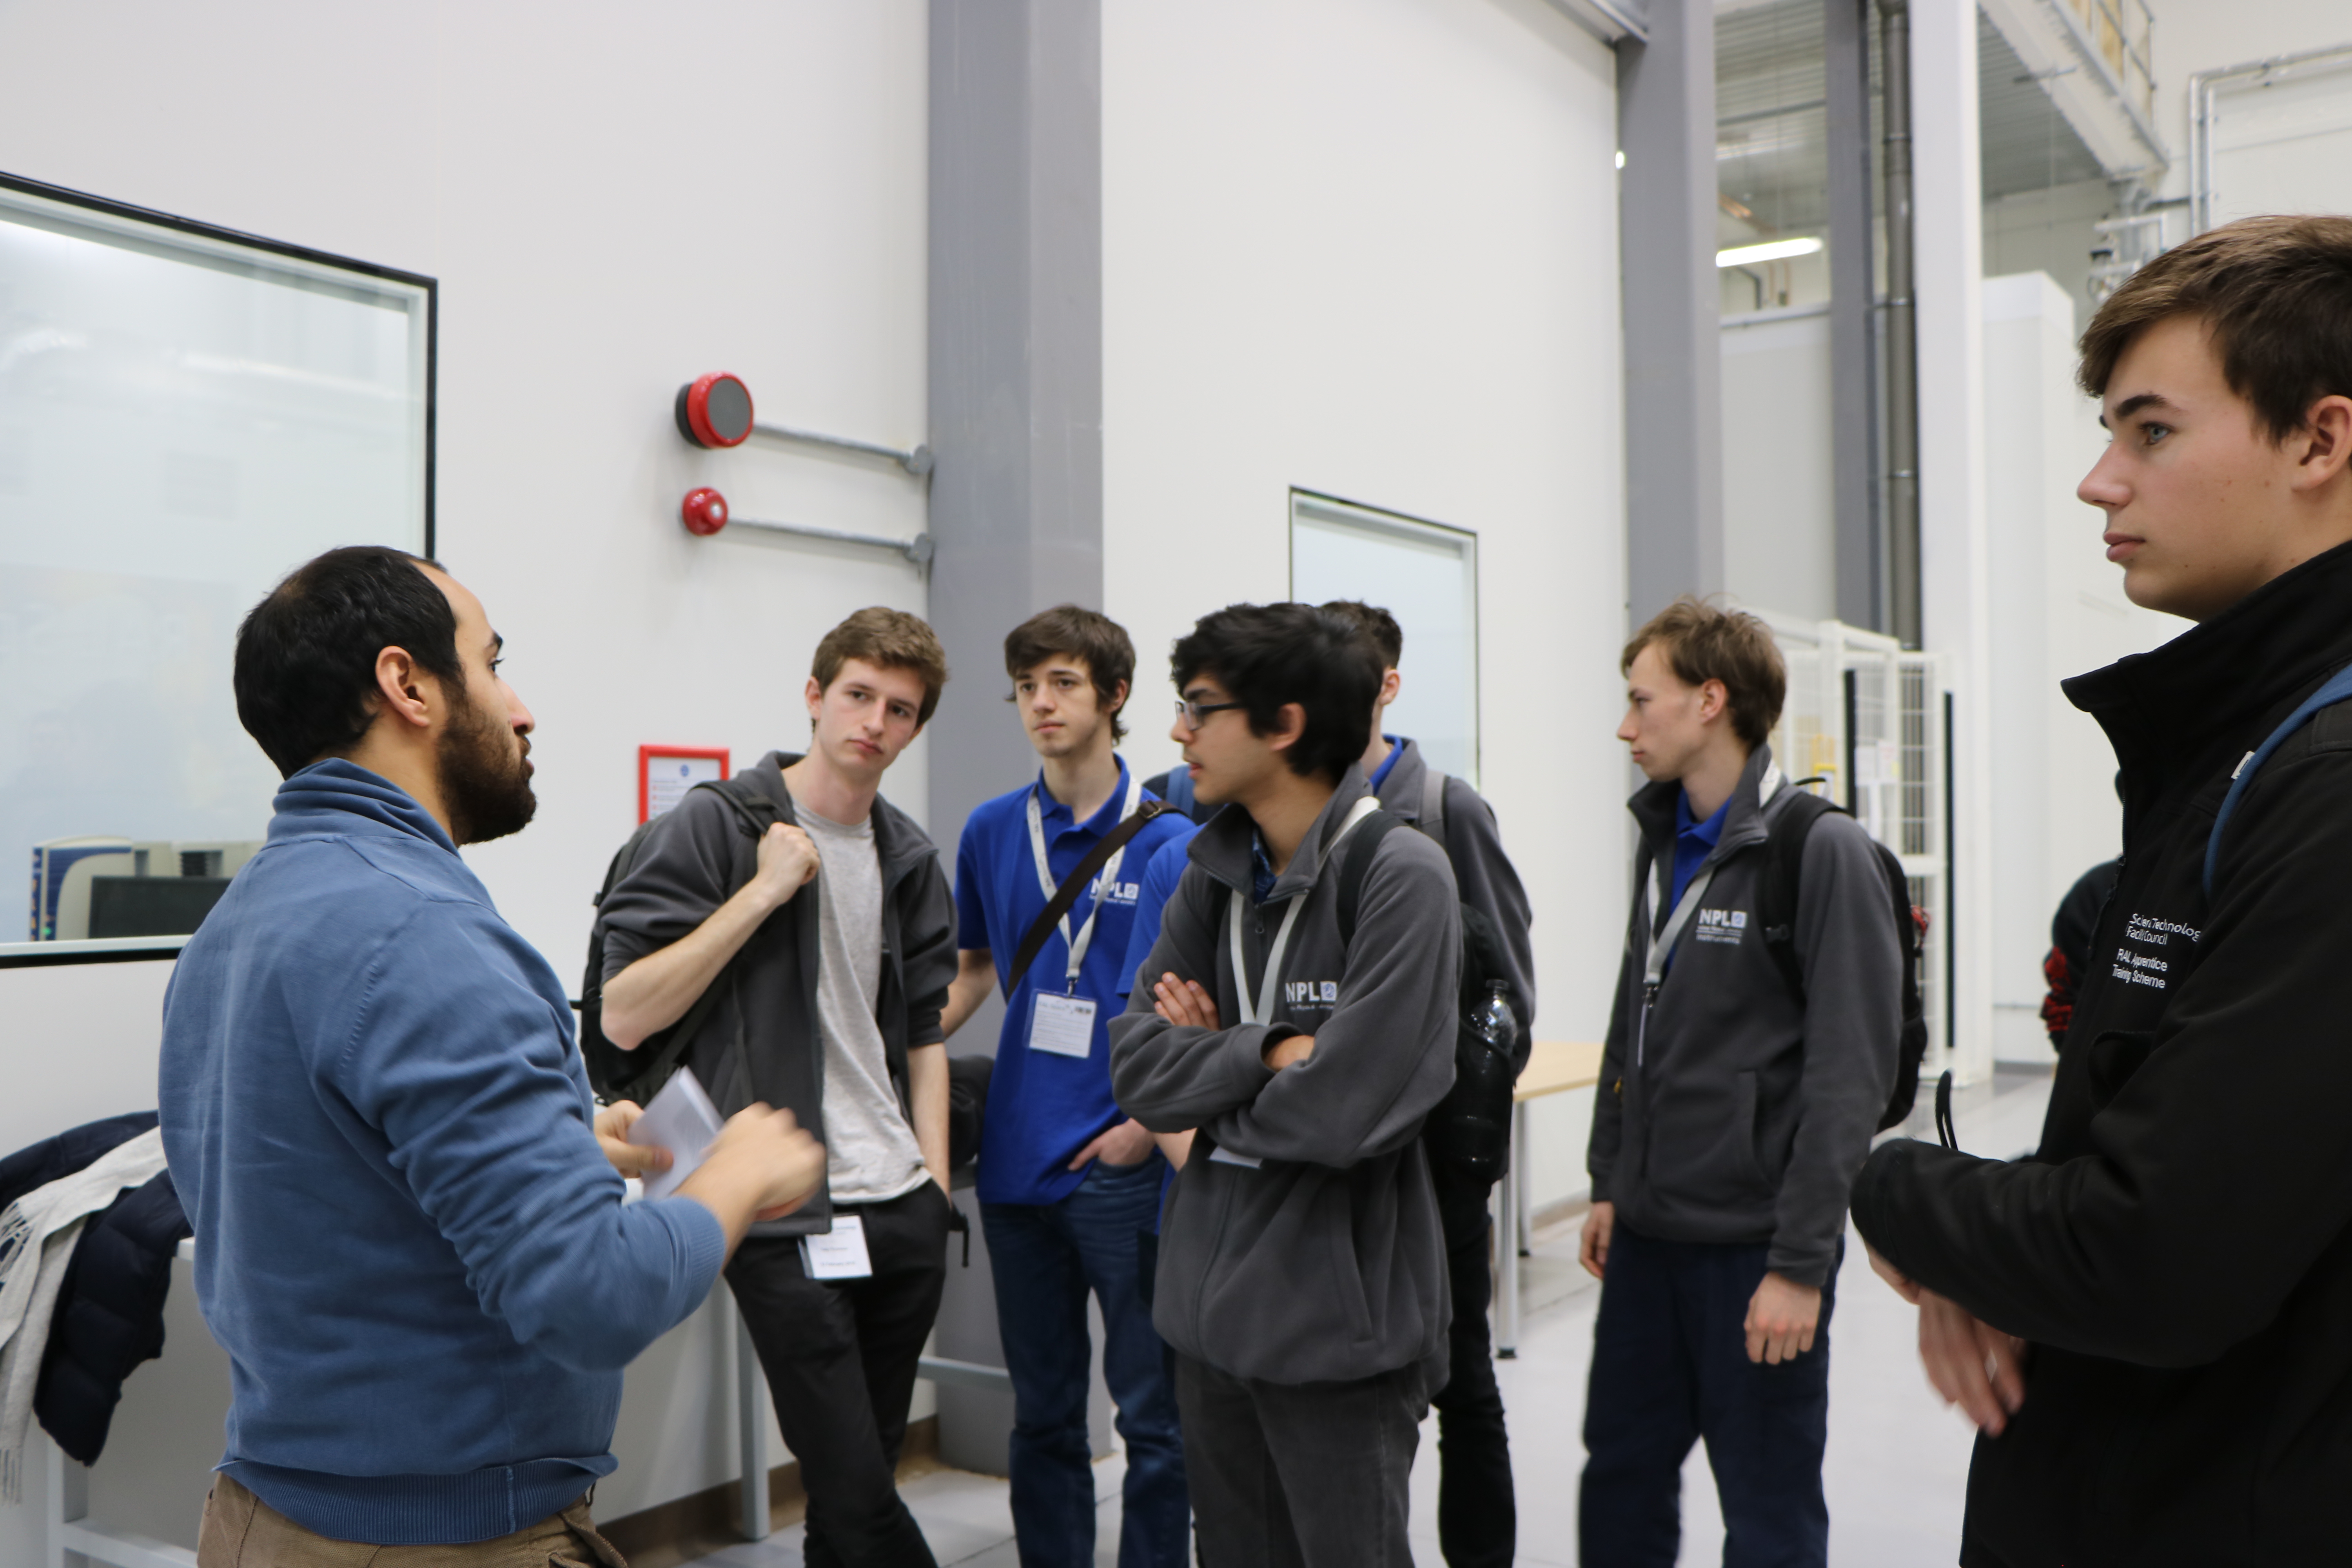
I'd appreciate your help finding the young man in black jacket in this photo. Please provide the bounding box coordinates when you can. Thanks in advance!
[1852,214,2352,1565]
[599,608,958,1568]
[1319,598,1534,1568]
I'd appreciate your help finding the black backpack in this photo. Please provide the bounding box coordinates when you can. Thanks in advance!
[575,778,780,1107]
[1754,788,1932,1132]
[1333,808,1526,1181]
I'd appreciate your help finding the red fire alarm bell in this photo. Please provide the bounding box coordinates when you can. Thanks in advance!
[682,486,730,535]
[675,372,755,448]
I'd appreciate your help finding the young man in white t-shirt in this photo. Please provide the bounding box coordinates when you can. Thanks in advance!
[600,608,959,1568]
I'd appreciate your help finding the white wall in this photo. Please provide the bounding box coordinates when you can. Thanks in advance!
[0,0,933,1544]
[1914,0,1998,1084]
[2145,0,2352,205]
[1981,271,2182,1064]
[1984,177,2116,334]
[1721,307,1836,622]
[1101,0,1625,1211]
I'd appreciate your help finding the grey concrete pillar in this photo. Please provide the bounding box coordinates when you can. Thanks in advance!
[1825,0,1884,632]
[925,0,1107,1477]
[1618,0,1724,627]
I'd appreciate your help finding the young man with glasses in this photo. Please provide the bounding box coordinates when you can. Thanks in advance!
[939,606,1196,1568]
[598,608,958,1568]
[1111,603,1462,1566]
[1318,599,1534,1568]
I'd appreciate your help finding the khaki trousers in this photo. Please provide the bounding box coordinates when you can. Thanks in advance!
[196,1474,626,1568]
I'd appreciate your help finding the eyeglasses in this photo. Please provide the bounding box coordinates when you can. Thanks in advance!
[1174,697,1245,731]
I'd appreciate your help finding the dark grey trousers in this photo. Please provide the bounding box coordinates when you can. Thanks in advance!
[1173,1352,1432,1568]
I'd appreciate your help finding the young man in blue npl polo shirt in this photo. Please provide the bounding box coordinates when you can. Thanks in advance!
[942,606,1196,1568]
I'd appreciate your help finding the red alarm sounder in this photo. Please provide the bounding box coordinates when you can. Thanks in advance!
[676,373,755,448]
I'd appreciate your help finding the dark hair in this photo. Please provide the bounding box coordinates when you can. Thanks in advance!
[234,546,462,778]
[1004,604,1136,742]
[1621,596,1785,750]
[812,607,950,725]
[1170,604,1379,784]
[2079,214,2352,443]
[1318,600,1403,667]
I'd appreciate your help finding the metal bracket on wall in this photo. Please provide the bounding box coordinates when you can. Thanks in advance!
[751,419,933,477]
[680,487,933,568]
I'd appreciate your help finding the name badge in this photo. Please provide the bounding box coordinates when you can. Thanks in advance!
[1029,992,1098,1059]
[1207,1145,1263,1169]
[799,1214,874,1280]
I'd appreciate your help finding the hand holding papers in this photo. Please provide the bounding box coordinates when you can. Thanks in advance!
[628,1068,724,1203]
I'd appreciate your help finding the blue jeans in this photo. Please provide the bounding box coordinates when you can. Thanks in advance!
[1579,1224,1841,1568]
[983,1154,1189,1568]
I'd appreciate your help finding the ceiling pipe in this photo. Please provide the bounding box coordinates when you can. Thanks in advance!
[1881,0,1922,649]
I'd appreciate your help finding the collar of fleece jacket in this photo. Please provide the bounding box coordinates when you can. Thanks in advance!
[1626,741,1780,876]
[1182,765,1373,904]
[2065,535,2352,789]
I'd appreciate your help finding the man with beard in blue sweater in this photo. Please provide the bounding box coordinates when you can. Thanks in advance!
[162,547,824,1564]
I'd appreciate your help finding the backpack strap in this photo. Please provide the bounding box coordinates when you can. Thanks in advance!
[1757,789,1840,1003]
[1007,800,1179,996]
[604,777,781,1099]
[1163,764,1196,818]
[2205,662,2352,898]
[703,775,785,840]
[1336,810,1408,947]
[1418,762,1446,847]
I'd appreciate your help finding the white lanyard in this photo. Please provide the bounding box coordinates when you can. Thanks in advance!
[1025,764,1145,993]
[1228,796,1381,1026]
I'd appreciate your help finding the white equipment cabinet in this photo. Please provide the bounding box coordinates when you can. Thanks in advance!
[1757,613,1953,1082]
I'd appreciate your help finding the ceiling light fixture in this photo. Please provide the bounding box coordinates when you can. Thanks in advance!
[1715,236,1824,268]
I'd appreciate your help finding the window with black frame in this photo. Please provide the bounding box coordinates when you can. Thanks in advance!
[0,174,434,964]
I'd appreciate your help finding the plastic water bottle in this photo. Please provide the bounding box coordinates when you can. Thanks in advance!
[1434,982,1519,1178]
[1474,980,1519,1065]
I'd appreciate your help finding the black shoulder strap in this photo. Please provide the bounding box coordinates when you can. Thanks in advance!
[1007,800,1179,996]
[1163,764,1196,817]
[1758,789,1840,1002]
[1336,810,1407,948]
[703,775,784,838]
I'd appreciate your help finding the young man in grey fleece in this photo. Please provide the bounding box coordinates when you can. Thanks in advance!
[1580,599,1902,1568]
[1109,602,1461,1568]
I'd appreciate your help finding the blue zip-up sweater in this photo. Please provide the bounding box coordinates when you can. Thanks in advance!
[158,761,726,1544]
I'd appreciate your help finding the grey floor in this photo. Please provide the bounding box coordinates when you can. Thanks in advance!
[690,1065,2055,1568]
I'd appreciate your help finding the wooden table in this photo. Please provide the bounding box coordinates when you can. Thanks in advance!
[1494,1041,1603,1357]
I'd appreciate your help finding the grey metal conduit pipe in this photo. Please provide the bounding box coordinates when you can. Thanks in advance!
[1881,0,1922,648]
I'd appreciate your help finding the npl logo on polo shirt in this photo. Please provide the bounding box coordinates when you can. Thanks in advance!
[1693,907,1748,946]
[1282,980,1339,1009]
[1102,880,1142,905]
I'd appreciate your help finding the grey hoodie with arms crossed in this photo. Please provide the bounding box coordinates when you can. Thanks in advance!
[1109,769,1461,1386]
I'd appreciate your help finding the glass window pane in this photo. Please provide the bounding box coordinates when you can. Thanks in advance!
[0,181,431,958]
[1288,493,1480,786]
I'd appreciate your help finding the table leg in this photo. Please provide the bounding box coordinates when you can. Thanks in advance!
[1497,1101,1523,1359]
[47,1433,87,1568]
[736,1297,771,1541]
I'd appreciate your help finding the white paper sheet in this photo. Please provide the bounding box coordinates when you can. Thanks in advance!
[628,1066,724,1203]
